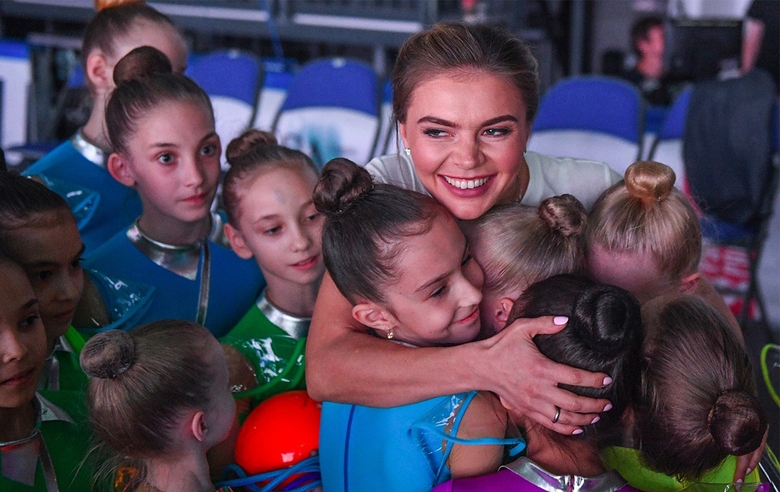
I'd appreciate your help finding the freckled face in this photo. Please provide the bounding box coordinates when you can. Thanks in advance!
[400,71,530,220]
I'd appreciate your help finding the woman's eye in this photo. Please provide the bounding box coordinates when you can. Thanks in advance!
[201,144,217,156]
[484,128,510,137]
[157,153,174,165]
[423,128,447,138]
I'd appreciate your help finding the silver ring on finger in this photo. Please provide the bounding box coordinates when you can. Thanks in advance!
[552,406,561,424]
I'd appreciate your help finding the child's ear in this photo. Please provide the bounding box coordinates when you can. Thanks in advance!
[191,410,207,442]
[678,272,701,294]
[224,223,253,259]
[352,302,397,335]
[495,297,516,330]
[85,51,111,91]
[398,123,408,149]
[107,153,135,187]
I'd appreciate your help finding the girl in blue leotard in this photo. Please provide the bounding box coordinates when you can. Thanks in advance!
[84,46,263,337]
[23,2,188,253]
[314,158,526,492]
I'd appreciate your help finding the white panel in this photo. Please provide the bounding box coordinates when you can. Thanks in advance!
[648,140,686,188]
[253,88,287,131]
[0,56,31,148]
[211,96,253,170]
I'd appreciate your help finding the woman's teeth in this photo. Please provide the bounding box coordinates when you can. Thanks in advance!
[443,176,489,189]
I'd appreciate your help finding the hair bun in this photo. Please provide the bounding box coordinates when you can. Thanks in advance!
[226,129,278,165]
[624,161,675,205]
[538,194,586,237]
[112,45,172,87]
[80,329,135,379]
[572,284,641,356]
[314,158,374,216]
[708,389,767,456]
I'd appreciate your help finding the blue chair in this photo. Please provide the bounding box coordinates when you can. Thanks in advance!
[647,87,693,187]
[272,58,380,168]
[252,70,294,131]
[528,76,644,177]
[187,50,262,167]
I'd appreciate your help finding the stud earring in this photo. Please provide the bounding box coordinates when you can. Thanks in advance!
[404,148,411,157]
[387,329,394,340]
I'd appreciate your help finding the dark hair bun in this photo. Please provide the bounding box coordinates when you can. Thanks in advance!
[314,158,374,216]
[226,129,278,164]
[538,194,586,237]
[80,329,135,379]
[624,161,675,204]
[113,45,172,86]
[708,389,768,455]
[572,284,641,357]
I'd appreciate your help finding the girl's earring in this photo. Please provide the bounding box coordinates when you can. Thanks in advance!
[387,329,394,340]
[404,148,411,157]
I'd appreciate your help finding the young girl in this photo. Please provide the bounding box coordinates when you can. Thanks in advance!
[220,130,324,402]
[461,194,587,339]
[23,1,188,252]
[80,320,235,492]
[602,295,767,491]
[0,255,93,491]
[84,46,264,337]
[433,274,643,492]
[315,158,526,492]
[586,161,742,337]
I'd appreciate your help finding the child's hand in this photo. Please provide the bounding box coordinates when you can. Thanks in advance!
[481,316,613,435]
[733,427,768,483]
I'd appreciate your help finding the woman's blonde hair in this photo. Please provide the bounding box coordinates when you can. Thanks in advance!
[586,161,701,282]
[461,194,586,298]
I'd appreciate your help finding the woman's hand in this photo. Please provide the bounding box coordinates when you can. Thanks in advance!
[480,316,613,435]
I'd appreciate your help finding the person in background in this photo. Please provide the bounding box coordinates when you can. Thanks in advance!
[621,15,674,106]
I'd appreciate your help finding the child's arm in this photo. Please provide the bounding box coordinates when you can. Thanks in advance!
[446,391,510,478]
[306,273,612,433]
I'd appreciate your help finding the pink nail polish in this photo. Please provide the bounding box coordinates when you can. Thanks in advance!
[604,403,613,411]
[553,316,568,325]
[572,429,583,435]
[591,416,601,424]
[603,377,613,385]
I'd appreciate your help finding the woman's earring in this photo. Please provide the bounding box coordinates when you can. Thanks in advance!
[404,148,411,157]
[387,329,394,340]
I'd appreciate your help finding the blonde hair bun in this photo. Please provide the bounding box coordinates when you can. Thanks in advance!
[538,194,587,237]
[624,161,676,204]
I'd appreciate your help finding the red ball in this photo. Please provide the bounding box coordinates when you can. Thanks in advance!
[235,390,321,475]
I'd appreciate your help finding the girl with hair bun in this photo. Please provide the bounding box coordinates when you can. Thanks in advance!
[24,1,188,252]
[586,161,744,337]
[0,255,93,491]
[316,158,525,491]
[219,129,323,401]
[461,194,587,339]
[434,274,643,492]
[602,295,768,491]
[84,46,264,337]
[80,320,235,492]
